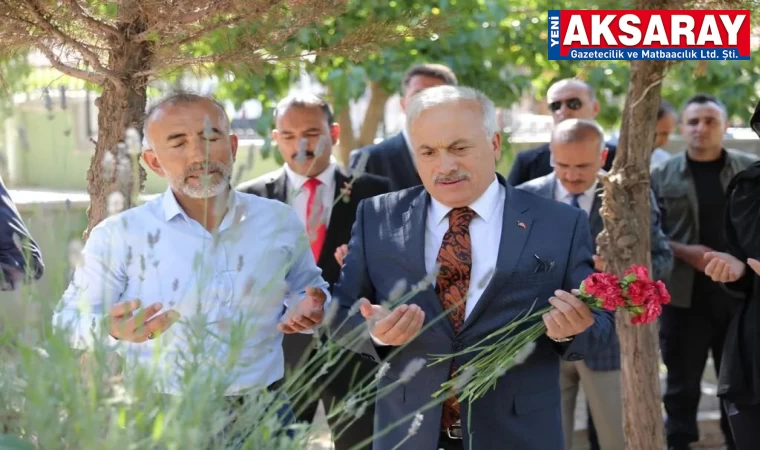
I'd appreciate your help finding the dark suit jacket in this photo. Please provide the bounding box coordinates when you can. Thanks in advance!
[348,133,422,191]
[517,172,674,371]
[0,177,44,289]
[507,142,618,186]
[330,174,615,450]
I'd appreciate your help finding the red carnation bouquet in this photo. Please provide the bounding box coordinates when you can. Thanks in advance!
[578,265,671,324]
[432,264,671,402]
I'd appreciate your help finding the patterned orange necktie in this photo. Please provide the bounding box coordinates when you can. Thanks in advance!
[435,206,476,430]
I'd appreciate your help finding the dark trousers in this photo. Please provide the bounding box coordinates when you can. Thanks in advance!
[724,401,760,450]
[283,333,375,450]
[660,295,737,449]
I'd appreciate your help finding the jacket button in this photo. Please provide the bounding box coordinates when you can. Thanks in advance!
[452,341,463,351]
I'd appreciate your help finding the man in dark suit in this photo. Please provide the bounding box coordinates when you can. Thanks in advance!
[507,78,617,186]
[330,86,614,450]
[237,93,390,450]
[0,176,44,290]
[517,118,673,450]
[348,63,458,191]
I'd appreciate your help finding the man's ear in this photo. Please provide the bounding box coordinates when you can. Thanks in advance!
[142,149,166,177]
[330,123,340,145]
[230,134,239,161]
[600,147,609,166]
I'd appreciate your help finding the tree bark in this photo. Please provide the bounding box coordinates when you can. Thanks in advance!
[83,8,153,241]
[335,80,389,166]
[597,58,669,449]
[336,105,357,166]
[357,80,390,147]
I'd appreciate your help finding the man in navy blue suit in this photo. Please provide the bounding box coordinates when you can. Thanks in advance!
[330,85,614,450]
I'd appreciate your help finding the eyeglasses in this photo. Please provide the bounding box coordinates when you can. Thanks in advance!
[549,97,583,112]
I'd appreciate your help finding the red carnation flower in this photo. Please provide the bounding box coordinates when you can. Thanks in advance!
[654,280,671,305]
[624,264,650,281]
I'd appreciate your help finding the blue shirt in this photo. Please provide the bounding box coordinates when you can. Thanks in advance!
[53,187,330,395]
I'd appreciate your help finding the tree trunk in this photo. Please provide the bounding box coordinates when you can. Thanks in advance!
[83,9,153,241]
[597,57,669,449]
[335,80,389,166]
[357,80,390,147]
[336,105,357,166]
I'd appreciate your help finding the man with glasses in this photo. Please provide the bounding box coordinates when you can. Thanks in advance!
[518,118,672,450]
[507,78,617,186]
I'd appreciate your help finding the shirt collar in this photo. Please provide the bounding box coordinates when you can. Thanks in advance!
[430,176,501,226]
[554,175,600,202]
[283,162,336,191]
[160,185,239,224]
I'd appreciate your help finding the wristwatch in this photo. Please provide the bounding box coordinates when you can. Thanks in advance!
[549,335,574,343]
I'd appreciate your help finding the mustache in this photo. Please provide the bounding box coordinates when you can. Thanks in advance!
[293,150,317,160]
[184,162,226,178]
[433,171,471,183]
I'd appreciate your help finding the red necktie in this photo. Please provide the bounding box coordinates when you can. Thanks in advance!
[304,178,327,261]
[435,206,476,430]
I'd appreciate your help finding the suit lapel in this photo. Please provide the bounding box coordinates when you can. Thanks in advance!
[317,170,352,265]
[266,170,288,203]
[401,190,453,336]
[460,180,533,333]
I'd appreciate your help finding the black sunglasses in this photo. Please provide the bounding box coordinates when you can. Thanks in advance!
[549,97,583,112]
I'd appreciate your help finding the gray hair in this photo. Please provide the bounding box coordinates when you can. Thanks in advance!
[142,93,230,148]
[405,86,499,140]
[550,118,605,153]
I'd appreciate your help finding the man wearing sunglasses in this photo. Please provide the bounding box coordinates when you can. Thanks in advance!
[507,79,617,187]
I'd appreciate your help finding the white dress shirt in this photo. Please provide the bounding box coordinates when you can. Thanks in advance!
[283,163,336,228]
[372,177,505,344]
[553,177,597,215]
[53,187,330,395]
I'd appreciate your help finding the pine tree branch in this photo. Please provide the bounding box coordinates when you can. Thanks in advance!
[64,0,121,40]
[35,43,105,84]
[131,0,242,42]
[21,0,119,81]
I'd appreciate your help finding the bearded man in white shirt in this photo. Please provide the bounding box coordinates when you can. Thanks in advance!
[53,94,330,425]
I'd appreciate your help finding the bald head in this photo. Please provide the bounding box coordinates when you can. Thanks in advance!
[140,93,238,199]
[143,93,229,149]
[546,78,600,125]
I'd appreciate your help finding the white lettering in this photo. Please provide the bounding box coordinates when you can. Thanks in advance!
[697,16,722,45]
[591,14,617,45]
[671,15,695,45]
[643,16,668,45]
[550,17,560,47]
[719,14,745,46]
[617,14,641,46]
[563,15,589,46]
